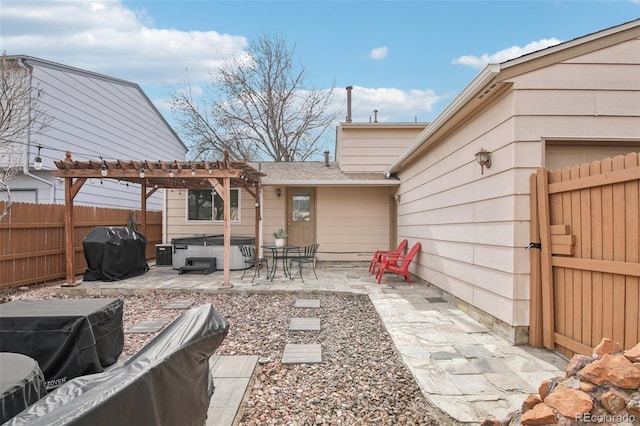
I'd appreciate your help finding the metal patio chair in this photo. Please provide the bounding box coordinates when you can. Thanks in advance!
[288,243,319,283]
[239,245,268,283]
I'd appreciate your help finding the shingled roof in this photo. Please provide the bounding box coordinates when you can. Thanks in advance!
[253,161,399,185]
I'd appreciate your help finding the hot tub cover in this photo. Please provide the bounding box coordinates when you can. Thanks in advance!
[83,227,148,281]
[5,303,229,426]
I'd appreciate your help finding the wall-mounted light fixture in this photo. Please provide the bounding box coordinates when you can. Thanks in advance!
[395,194,401,204]
[33,145,43,170]
[475,148,492,175]
[276,188,282,198]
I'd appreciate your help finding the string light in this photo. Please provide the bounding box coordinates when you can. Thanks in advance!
[34,145,43,170]
[139,167,145,178]
[100,164,108,177]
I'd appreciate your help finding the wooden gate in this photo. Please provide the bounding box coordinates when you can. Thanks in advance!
[529,152,640,358]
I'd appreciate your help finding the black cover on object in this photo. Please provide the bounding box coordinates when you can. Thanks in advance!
[0,298,124,391]
[5,304,229,426]
[83,227,149,282]
[0,353,47,424]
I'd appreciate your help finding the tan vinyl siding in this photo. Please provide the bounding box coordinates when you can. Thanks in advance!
[396,36,640,332]
[317,186,392,261]
[336,124,426,173]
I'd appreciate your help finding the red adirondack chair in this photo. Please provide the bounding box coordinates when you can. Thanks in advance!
[376,242,421,284]
[369,239,408,274]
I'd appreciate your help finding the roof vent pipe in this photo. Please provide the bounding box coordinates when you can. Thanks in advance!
[373,109,378,123]
[345,86,353,122]
[324,150,330,167]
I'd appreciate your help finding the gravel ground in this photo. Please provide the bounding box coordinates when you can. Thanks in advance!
[3,283,462,426]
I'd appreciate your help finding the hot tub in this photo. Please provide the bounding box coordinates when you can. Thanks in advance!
[171,235,254,270]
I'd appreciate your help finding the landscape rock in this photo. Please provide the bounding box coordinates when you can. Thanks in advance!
[627,392,640,417]
[520,403,557,425]
[521,394,542,412]
[544,387,593,418]
[538,378,557,400]
[565,354,591,377]
[625,342,640,363]
[578,353,640,388]
[593,337,623,357]
[599,388,628,414]
[485,338,640,425]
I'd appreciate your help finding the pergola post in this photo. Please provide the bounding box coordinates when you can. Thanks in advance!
[63,177,75,285]
[140,183,147,236]
[221,176,232,288]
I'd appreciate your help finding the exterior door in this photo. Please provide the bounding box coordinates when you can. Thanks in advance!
[286,187,316,246]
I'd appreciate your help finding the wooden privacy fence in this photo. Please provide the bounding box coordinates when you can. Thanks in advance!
[529,152,640,358]
[0,202,162,290]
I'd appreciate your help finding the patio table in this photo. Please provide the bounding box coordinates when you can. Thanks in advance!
[262,244,299,281]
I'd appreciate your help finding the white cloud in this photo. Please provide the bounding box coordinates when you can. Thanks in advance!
[0,0,247,85]
[452,38,562,69]
[340,86,446,123]
[367,47,389,60]
[0,2,446,126]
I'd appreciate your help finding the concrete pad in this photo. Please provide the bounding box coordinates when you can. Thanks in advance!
[282,344,322,364]
[207,355,258,426]
[294,299,321,308]
[162,300,195,309]
[125,319,169,333]
[289,317,321,331]
[206,377,251,426]
[210,355,258,378]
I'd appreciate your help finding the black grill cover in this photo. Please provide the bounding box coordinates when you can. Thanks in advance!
[83,227,148,281]
[5,304,229,426]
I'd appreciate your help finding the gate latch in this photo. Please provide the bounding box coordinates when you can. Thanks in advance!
[526,242,542,250]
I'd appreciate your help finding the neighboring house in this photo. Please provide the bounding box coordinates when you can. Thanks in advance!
[1,56,187,210]
[165,19,639,344]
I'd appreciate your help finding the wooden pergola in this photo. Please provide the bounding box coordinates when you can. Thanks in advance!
[52,151,264,288]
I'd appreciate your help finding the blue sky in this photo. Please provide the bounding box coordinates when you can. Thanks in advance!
[1,0,639,153]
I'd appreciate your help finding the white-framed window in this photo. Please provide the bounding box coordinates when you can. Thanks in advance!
[187,188,240,222]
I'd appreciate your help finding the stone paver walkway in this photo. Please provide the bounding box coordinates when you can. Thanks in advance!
[281,343,323,364]
[57,262,567,425]
[289,317,321,331]
[207,355,258,426]
[125,319,169,333]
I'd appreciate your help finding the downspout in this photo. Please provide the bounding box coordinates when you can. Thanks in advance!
[19,58,55,203]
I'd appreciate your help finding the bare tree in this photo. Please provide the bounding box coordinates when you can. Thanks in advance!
[0,53,50,222]
[170,34,339,162]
